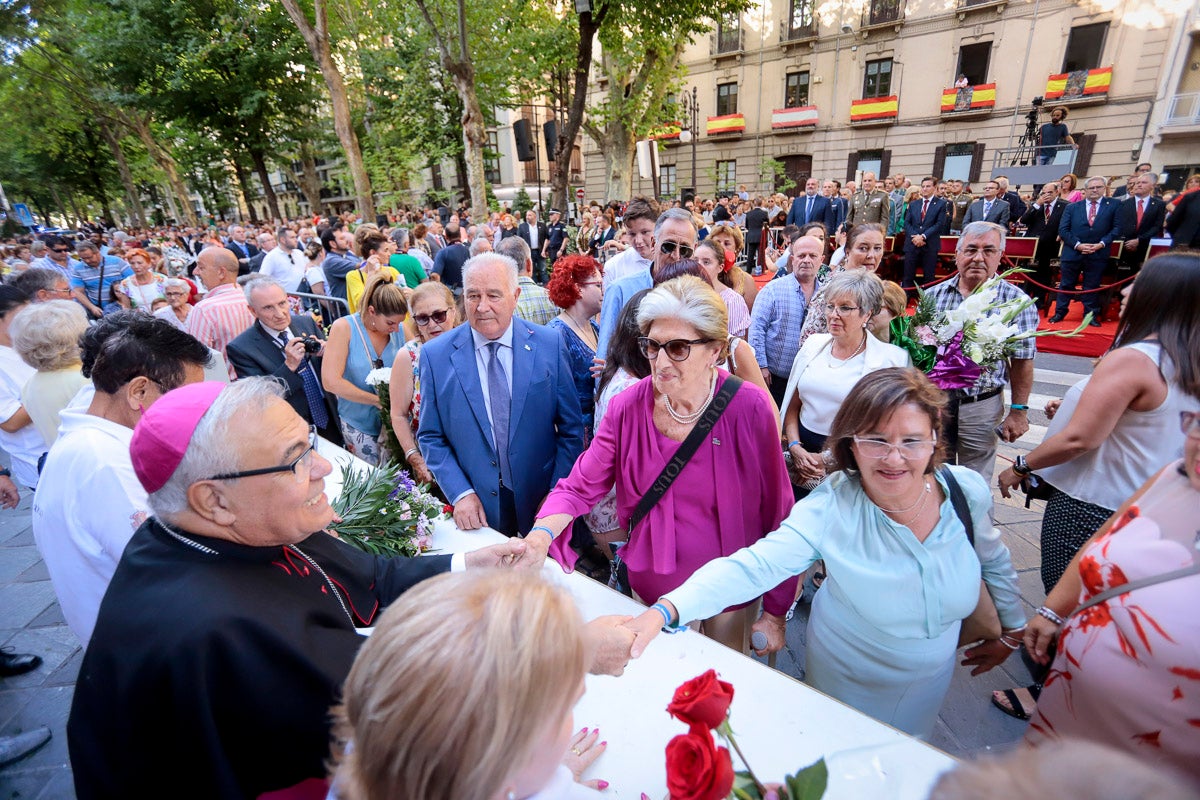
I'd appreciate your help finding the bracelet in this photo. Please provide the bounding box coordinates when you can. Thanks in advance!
[404,447,420,459]
[0,468,9,479]
[1036,605,1065,626]
[651,602,675,629]
[528,525,555,541]
[786,440,801,450]
[1009,404,1028,411]
[998,634,1022,650]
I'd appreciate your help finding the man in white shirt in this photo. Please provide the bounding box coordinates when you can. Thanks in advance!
[260,227,309,292]
[599,196,659,290]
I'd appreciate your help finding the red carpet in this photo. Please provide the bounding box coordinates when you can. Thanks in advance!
[1034,303,1116,358]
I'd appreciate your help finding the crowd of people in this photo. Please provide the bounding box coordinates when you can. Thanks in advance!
[0,171,1197,797]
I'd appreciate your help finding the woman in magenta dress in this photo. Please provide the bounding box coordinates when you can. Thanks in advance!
[536,276,796,654]
[1023,411,1200,789]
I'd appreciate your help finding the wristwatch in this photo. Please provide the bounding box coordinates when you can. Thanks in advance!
[1012,455,1032,477]
[0,468,11,479]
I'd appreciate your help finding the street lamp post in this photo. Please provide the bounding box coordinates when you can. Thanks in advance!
[678,87,699,200]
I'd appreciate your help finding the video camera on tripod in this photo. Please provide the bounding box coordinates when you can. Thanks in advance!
[1010,96,1045,166]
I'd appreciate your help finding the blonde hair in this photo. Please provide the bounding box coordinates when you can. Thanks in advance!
[408,282,459,342]
[332,570,587,800]
[709,221,744,251]
[360,271,408,318]
[637,275,730,362]
[880,280,907,319]
[11,300,89,371]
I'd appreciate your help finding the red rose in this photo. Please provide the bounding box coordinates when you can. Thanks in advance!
[667,670,734,730]
[665,729,735,800]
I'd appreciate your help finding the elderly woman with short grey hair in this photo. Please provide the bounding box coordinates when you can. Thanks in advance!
[536,275,797,654]
[11,299,90,444]
[781,269,911,496]
[153,278,193,331]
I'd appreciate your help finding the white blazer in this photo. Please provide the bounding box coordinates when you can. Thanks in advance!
[778,332,912,430]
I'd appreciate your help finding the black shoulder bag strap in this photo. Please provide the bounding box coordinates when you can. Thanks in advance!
[939,466,974,547]
[627,376,743,534]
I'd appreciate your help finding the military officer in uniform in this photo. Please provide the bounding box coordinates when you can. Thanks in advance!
[542,208,569,267]
[846,171,891,227]
[947,179,974,235]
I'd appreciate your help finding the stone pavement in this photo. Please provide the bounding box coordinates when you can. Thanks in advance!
[0,352,1092,798]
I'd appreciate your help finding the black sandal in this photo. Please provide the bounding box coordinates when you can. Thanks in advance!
[991,685,1039,721]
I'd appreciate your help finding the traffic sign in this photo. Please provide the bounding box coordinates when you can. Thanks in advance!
[575,187,585,201]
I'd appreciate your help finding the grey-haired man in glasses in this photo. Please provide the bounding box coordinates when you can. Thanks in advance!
[596,208,698,361]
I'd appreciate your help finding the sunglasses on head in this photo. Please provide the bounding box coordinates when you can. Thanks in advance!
[659,241,694,259]
[413,309,450,327]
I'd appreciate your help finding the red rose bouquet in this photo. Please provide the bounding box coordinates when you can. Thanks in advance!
[664,670,827,800]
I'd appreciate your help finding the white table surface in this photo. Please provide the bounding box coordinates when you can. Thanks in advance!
[317,440,957,799]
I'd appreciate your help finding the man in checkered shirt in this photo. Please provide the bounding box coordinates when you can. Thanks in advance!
[926,221,1037,482]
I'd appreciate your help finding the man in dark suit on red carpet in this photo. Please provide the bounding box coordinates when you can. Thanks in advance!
[901,177,950,293]
[1053,176,1119,326]
[1116,172,1166,269]
[1019,182,1067,308]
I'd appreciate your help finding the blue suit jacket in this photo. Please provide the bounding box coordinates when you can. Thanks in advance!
[827,197,849,232]
[903,197,950,250]
[417,320,585,533]
[786,194,835,231]
[1058,197,1120,263]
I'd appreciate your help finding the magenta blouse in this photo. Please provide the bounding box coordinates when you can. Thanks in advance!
[544,372,798,616]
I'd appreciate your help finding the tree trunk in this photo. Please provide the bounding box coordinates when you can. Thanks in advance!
[280,0,375,221]
[250,149,282,222]
[80,130,114,223]
[551,11,602,215]
[98,121,147,227]
[297,143,325,217]
[125,113,199,227]
[48,184,70,227]
[231,159,258,224]
[600,123,636,203]
[159,183,182,225]
[454,73,489,220]
[68,192,87,228]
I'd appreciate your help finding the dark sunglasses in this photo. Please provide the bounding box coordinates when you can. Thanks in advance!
[638,336,712,362]
[658,241,694,258]
[413,309,450,327]
[51,248,72,254]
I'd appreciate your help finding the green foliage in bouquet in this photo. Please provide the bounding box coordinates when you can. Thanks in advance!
[330,462,446,558]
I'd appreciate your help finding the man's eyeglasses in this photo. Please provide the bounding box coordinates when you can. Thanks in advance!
[658,241,694,259]
[413,308,450,327]
[961,246,1000,258]
[1181,411,1200,438]
[852,436,937,460]
[637,336,712,362]
[208,425,318,483]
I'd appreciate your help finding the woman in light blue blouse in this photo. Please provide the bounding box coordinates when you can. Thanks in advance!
[627,368,1025,737]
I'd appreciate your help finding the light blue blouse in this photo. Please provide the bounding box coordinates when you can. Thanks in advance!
[666,465,1024,638]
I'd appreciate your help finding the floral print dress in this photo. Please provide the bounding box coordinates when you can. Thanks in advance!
[1027,461,1200,789]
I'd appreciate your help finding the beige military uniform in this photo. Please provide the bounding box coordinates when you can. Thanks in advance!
[949,192,974,233]
[847,189,891,226]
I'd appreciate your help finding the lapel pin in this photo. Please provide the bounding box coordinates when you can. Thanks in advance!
[712,438,721,446]
[524,344,531,351]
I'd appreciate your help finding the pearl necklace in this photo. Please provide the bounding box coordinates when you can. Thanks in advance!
[876,480,932,522]
[664,370,717,425]
[827,333,867,369]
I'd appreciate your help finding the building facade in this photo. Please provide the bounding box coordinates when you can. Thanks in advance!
[584,0,1199,200]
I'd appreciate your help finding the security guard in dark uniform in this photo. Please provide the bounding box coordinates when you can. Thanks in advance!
[543,208,569,268]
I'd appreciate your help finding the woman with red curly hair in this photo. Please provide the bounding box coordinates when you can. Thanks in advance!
[114,248,169,311]
[547,255,604,439]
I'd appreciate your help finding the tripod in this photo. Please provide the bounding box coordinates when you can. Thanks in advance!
[1010,112,1040,166]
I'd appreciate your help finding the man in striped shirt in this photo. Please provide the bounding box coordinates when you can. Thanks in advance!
[188,248,254,380]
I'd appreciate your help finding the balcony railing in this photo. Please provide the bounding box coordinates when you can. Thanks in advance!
[1164,92,1200,127]
[863,0,903,26]
[781,17,817,40]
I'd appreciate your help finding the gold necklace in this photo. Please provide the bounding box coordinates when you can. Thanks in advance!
[562,312,597,351]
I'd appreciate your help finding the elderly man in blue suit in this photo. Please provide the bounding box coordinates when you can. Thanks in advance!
[418,252,584,544]
[1052,175,1119,327]
[785,177,835,232]
[901,176,951,294]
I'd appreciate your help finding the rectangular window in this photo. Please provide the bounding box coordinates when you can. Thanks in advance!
[717,82,739,116]
[716,160,737,194]
[867,0,902,26]
[942,143,976,181]
[863,58,893,99]
[660,164,677,199]
[1062,22,1107,72]
[788,0,816,37]
[484,131,502,185]
[957,42,991,86]
[785,71,811,108]
[856,149,883,178]
[717,13,741,53]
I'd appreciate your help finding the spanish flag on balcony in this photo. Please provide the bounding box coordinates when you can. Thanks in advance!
[648,121,681,140]
[706,114,746,135]
[1045,67,1112,100]
[940,84,996,112]
[771,106,819,129]
[850,96,898,122]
